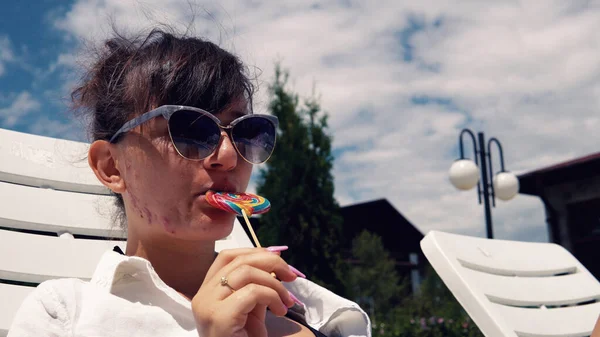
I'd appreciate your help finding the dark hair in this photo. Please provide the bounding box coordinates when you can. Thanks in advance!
[71,26,256,229]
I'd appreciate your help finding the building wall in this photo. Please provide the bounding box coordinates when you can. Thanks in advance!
[541,175,600,280]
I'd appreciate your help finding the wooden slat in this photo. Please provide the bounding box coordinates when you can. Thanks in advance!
[458,259,576,277]
[0,128,109,194]
[0,283,35,337]
[0,181,125,238]
[462,267,600,307]
[492,301,600,337]
[0,229,126,283]
[435,232,579,277]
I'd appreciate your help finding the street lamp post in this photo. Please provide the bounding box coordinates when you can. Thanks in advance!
[448,129,519,239]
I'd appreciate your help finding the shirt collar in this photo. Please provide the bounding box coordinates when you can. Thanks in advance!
[90,246,192,309]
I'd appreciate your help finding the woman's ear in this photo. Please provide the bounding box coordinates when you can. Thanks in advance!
[88,140,126,194]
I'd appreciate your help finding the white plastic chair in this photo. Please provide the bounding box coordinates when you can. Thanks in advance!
[420,230,600,337]
[0,128,254,337]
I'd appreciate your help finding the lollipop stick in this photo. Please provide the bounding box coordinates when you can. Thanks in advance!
[241,209,262,248]
[241,210,277,278]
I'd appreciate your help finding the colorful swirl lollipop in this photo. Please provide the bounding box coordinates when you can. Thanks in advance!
[205,191,271,216]
[206,191,271,248]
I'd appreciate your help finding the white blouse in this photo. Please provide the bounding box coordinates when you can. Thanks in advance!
[8,249,371,337]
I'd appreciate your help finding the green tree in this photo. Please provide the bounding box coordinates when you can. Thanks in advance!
[256,65,345,292]
[343,230,408,320]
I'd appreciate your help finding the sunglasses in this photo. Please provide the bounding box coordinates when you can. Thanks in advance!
[109,105,278,164]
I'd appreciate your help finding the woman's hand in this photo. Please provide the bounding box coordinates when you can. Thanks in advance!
[192,248,299,337]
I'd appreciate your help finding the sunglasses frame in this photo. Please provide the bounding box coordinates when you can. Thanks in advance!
[109,105,279,164]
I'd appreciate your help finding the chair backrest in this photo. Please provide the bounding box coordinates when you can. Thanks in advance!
[420,230,600,337]
[0,128,254,337]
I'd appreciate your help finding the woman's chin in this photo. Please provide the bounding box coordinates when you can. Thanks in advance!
[200,207,238,222]
[181,212,236,241]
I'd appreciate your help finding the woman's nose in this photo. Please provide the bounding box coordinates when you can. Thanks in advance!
[204,131,238,170]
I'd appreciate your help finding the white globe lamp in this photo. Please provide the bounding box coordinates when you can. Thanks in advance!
[493,172,519,201]
[449,159,480,191]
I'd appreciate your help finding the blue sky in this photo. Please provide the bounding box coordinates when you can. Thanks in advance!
[2,0,600,242]
[0,1,83,139]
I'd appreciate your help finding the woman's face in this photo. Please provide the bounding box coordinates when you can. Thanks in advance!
[116,99,253,242]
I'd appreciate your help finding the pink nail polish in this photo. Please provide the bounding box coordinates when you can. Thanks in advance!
[289,265,306,278]
[266,246,289,253]
[288,291,305,307]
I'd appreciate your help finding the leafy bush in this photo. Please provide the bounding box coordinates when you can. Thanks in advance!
[373,312,482,337]
[370,266,484,337]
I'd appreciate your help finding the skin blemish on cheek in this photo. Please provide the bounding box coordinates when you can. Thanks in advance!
[127,191,147,221]
[161,216,176,234]
[143,207,153,224]
[130,192,140,210]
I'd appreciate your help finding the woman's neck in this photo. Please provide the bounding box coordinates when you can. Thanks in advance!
[126,236,217,300]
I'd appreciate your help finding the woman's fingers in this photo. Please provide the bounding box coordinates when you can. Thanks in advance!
[205,248,283,282]
[220,265,295,308]
[224,283,290,317]
[215,250,298,283]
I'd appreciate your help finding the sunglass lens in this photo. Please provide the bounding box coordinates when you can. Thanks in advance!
[168,110,220,160]
[232,117,276,164]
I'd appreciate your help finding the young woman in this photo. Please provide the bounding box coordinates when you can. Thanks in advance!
[8,27,370,337]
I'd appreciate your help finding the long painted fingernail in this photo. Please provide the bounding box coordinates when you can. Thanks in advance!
[266,246,288,253]
[289,265,306,278]
[288,291,305,307]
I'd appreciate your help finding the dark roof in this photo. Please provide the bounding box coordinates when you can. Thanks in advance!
[340,198,424,260]
[518,152,600,196]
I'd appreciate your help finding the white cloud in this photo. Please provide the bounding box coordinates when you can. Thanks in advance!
[28,116,87,142]
[50,0,600,242]
[48,53,78,73]
[0,35,15,77]
[0,91,41,127]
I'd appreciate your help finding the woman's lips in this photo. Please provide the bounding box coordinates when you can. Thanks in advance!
[195,194,229,213]
[205,182,238,194]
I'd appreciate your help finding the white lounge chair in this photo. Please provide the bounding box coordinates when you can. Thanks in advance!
[421,230,600,337]
[0,128,254,337]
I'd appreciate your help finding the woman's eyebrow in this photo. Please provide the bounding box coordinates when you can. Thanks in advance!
[220,110,248,124]
[231,110,249,118]
[215,110,248,118]
[214,109,249,125]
